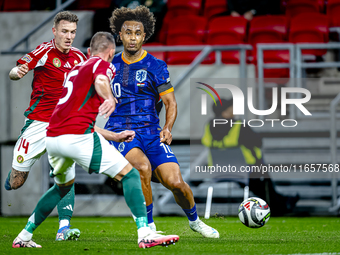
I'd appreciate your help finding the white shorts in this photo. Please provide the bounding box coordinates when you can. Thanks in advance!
[46,132,129,184]
[12,118,48,172]
[12,118,76,175]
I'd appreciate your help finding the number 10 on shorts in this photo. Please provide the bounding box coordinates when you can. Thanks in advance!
[160,143,174,155]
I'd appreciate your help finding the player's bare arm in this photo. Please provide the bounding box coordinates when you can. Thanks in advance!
[9,63,29,80]
[95,74,117,118]
[160,91,177,145]
[94,126,135,142]
[9,169,29,190]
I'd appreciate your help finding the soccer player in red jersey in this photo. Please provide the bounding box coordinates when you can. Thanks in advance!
[5,11,86,241]
[12,32,179,249]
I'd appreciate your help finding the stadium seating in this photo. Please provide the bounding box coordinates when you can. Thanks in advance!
[167,0,202,18]
[282,0,324,17]
[144,42,165,61]
[166,15,208,64]
[203,0,228,20]
[76,0,111,10]
[3,0,30,11]
[157,13,172,44]
[289,13,329,56]
[327,0,340,26]
[207,16,248,64]
[248,15,290,78]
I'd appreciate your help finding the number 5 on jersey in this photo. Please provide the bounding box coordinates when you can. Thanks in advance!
[58,70,79,105]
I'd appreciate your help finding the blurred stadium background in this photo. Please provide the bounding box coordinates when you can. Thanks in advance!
[1,0,340,218]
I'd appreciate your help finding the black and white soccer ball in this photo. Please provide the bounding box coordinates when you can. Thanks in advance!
[238,197,271,228]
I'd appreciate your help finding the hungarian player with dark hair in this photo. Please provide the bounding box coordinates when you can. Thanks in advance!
[5,11,86,242]
[105,6,219,238]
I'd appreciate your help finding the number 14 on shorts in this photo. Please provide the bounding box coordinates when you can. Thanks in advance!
[18,138,30,154]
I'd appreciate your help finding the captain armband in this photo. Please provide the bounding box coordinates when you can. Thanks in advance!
[158,82,174,97]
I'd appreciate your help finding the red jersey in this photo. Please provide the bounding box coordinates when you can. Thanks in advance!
[47,57,116,137]
[17,39,86,122]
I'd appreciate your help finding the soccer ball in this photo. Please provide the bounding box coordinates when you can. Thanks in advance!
[238,197,271,228]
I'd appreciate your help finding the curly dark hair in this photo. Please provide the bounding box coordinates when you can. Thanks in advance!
[109,6,156,42]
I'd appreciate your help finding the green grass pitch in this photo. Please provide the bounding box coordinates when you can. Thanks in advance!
[0,216,339,254]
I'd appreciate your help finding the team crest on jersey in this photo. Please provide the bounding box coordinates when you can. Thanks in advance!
[136,69,147,83]
[118,142,125,152]
[74,60,78,66]
[17,155,24,163]
[21,54,32,63]
[107,68,113,80]
[53,58,61,68]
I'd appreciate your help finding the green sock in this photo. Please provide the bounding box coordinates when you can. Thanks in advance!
[25,184,72,233]
[57,183,75,222]
[121,168,148,228]
[7,169,11,181]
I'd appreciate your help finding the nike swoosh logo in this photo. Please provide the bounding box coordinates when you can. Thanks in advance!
[166,155,175,158]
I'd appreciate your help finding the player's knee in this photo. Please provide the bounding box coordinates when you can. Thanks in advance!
[169,180,187,194]
[135,163,151,177]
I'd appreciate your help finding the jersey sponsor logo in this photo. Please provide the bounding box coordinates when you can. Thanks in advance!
[106,68,113,80]
[17,155,24,163]
[74,60,79,66]
[63,62,72,68]
[53,58,61,68]
[21,54,32,63]
[136,69,147,83]
[166,155,175,158]
[118,142,125,152]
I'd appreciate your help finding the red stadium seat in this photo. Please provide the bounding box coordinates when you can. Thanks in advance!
[289,13,329,56]
[327,0,340,26]
[144,42,165,61]
[166,15,208,64]
[207,16,248,64]
[284,0,320,17]
[249,16,288,45]
[3,0,30,11]
[157,13,172,44]
[167,0,202,18]
[76,0,111,10]
[248,15,290,78]
[204,0,228,20]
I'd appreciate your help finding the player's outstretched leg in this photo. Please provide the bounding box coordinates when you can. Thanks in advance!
[56,226,80,241]
[189,217,220,238]
[146,203,157,231]
[12,236,41,248]
[56,184,80,241]
[12,183,74,248]
[120,168,179,248]
[138,231,179,248]
[155,163,219,238]
[183,204,219,238]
